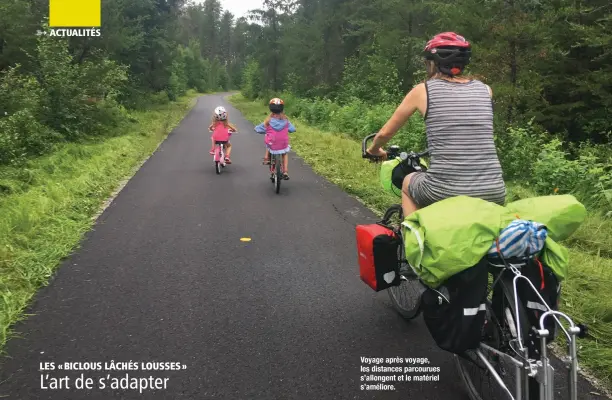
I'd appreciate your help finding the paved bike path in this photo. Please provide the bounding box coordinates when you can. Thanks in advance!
[0,93,604,399]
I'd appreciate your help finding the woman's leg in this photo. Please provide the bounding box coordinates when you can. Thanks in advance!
[401,173,419,217]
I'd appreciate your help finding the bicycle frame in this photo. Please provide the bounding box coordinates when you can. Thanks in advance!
[394,236,585,400]
[268,152,283,193]
[474,262,584,400]
[214,143,226,164]
[269,153,281,175]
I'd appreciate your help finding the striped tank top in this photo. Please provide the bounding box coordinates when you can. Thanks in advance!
[408,79,506,207]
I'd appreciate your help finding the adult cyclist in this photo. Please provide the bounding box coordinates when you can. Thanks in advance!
[366,32,506,218]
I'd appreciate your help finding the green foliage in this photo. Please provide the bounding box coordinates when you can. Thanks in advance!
[494,123,547,181]
[0,109,56,165]
[532,140,612,211]
[242,59,263,99]
[236,0,611,145]
[168,58,188,101]
[0,0,242,165]
[337,51,403,105]
[181,41,209,92]
[0,35,129,165]
[39,36,130,125]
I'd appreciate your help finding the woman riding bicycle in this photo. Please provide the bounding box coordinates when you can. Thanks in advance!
[366,32,506,218]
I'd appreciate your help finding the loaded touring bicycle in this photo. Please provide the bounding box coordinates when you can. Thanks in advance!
[356,133,589,400]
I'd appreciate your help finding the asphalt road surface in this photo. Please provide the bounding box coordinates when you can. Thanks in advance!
[0,93,605,400]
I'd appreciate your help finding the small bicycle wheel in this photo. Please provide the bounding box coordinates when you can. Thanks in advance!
[215,161,221,174]
[384,204,423,320]
[275,156,281,194]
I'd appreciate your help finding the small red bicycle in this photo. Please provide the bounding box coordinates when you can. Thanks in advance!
[210,129,235,175]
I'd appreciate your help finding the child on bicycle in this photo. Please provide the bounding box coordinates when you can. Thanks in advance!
[254,98,296,180]
[209,106,236,164]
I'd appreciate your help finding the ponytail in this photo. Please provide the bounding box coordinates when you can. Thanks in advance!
[264,112,287,127]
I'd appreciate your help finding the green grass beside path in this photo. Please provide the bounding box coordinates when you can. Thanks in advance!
[0,91,201,351]
[229,93,612,393]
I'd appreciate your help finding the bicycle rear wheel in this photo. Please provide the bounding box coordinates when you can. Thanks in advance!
[215,145,222,174]
[275,155,281,194]
[384,204,423,320]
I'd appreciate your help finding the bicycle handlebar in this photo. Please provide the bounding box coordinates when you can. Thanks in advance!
[362,133,429,162]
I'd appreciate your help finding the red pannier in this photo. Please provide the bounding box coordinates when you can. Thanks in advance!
[356,224,402,291]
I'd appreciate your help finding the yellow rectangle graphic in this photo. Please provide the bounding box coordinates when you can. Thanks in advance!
[49,0,101,27]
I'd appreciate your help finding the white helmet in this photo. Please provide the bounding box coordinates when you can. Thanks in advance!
[214,106,227,121]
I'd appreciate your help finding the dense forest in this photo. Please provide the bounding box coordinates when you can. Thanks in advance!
[240,0,611,144]
[0,0,247,165]
[0,0,610,208]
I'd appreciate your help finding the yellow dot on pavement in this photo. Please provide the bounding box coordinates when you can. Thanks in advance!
[240,238,252,242]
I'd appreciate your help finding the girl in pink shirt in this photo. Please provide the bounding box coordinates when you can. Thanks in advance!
[254,98,296,180]
[209,106,236,164]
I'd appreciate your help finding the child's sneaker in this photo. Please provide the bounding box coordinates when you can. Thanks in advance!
[209,150,215,155]
[225,157,232,164]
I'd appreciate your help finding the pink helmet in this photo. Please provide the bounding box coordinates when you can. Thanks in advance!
[424,32,472,76]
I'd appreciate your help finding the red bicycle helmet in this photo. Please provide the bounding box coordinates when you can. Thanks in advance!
[424,32,472,76]
[269,98,284,114]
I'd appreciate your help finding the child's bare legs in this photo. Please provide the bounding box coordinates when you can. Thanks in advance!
[263,148,270,164]
[282,153,289,179]
[225,143,232,163]
[210,137,215,154]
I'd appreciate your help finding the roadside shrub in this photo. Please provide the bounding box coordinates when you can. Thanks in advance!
[0,35,129,165]
[532,140,612,211]
[168,58,188,101]
[0,66,56,165]
[36,36,128,139]
[532,139,584,194]
[495,123,546,181]
[336,51,403,105]
[180,41,210,93]
[329,99,368,137]
[149,91,171,105]
[0,110,57,165]
[241,59,263,100]
[300,98,337,128]
[0,67,44,118]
